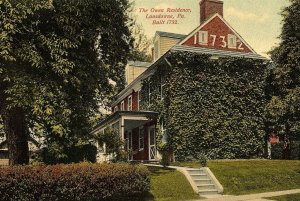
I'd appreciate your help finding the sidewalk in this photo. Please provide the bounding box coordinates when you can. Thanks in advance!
[196,189,300,201]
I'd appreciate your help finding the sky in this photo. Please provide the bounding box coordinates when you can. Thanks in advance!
[130,0,290,57]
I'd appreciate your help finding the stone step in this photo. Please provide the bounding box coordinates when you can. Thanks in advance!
[198,189,219,195]
[186,169,205,174]
[190,174,209,180]
[193,179,212,185]
[197,184,216,190]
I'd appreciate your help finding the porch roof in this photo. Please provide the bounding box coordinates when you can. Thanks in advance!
[93,111,159,133]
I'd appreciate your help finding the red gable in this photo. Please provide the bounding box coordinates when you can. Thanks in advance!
[180,14,255,54]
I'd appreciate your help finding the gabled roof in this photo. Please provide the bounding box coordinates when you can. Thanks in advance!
[111,13,268,107]
[179,13,256,53]
[156,31,186,40]
[172,45,266,60]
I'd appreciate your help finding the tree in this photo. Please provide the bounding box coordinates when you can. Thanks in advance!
[266,0,300,144]
[129,22,152,62]
[0,0,132,165]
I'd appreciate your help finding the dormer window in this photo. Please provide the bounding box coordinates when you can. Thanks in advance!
[228,34,237,49]
[198,31,208,45]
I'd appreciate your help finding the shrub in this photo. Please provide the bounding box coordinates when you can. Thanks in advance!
[0,163,150,201]
[271,141,300,160]
[38,143,98,164]
[198,153,207,167]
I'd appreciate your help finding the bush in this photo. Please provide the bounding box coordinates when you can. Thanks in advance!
[39,143,97,164]
[198,153,207,167]
[271,141,300,160]
[0,163,150,201]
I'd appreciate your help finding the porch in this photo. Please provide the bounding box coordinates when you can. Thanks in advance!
[93,111,160,162]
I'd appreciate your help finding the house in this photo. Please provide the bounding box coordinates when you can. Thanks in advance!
[93,0,268,162]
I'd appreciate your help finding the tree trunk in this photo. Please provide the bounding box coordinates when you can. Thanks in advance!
[2,107,29,165]
[0,83,29,165]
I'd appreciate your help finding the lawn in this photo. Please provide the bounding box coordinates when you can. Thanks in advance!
[266,193,300,201]
[172,160,300,195]
[146,166,200,201]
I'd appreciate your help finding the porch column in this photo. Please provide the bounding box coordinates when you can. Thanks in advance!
[120,116,125,141]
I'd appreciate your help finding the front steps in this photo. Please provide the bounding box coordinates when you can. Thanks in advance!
[186,168,222,197]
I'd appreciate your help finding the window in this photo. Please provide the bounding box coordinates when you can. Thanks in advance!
[114,106,118,112]
[139,127,144,150]
[228,34,237,49]
[198,31,208,45]
[161,119,167,143]
[148,81,152,106]
[160,75,166,100]
[120,101,124,111]
[128,95,132,111]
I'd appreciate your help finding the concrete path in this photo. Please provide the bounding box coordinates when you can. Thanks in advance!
[196,189,300,201]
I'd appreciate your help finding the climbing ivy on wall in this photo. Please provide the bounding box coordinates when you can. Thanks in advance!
[141,51,269,160]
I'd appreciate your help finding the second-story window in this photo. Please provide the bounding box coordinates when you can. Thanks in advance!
[114,106,118,112]
[128,95,132,111]
[148,81,152,106]
[120,101,124,111]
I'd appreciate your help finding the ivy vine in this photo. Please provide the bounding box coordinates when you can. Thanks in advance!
[141,51,269,160]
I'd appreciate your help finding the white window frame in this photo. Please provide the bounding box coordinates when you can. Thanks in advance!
[198,31,208,45]
[139,127,144,151]
[160,75,166,100]
[120,101,124,111]
[148,81,152,106]
[114,106,118,112]
[228,34,237,49]
[128,95,132,111]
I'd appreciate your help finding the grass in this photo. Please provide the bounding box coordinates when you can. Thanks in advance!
[266,193,300,201]
[145,166,200,201]
[172,160,300,195]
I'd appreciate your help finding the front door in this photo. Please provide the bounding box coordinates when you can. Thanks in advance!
[127,131,133,161]
[148,126,156,160]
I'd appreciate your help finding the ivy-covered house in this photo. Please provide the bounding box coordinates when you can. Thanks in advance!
[93,0,269,162]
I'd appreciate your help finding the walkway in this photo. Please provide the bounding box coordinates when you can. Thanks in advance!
[196,189,300,201]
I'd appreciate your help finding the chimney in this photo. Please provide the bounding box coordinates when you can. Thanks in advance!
[200,0,223,24]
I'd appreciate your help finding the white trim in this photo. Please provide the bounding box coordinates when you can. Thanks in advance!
[148,125,156,161]
[228,34,237,49]
[120,101,124,111]
[139,126,144,151]
[127,95,132,111]
[127,130,133,161]
[179,13,256,53]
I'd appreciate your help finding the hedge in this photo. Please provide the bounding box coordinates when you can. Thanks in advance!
[0,163,150,201]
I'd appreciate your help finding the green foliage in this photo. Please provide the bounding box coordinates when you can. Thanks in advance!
[0,0,132,163]
[0,163,150,201]
[147,166,199,201]
[141,51,269,159]
[97,126,127,162]
[38,143,97,164]
[198,153,207,167]
[129,23,152,62]
[271,141,300,160]
[175,160,300,195]
[266,0,300,138]
[268,193,300,201]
